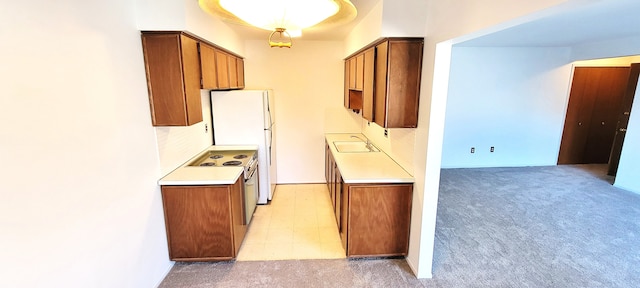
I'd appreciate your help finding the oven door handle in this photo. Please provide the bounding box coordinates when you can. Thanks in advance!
[246,165,258,181]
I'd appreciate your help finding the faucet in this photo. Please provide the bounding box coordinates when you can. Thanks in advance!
[351,135,373,150]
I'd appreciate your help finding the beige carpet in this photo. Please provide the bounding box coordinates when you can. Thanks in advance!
[159,165,640,288]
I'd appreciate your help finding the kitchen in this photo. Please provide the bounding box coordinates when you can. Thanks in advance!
[150,26,420,259]
[3,0,640,287]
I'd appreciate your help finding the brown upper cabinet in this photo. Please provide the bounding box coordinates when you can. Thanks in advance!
[213,49,246,90]
[345,58,362,110]
[362,48,375,121]
[355,54,364,90]
[142,32,203,126]
[228,54,239,89]
[344,38,424,128]
[236,58,245,89]
[141,31,245,126]
[199,43,219,90]
[344,50,368,111]
[214,49,230,90]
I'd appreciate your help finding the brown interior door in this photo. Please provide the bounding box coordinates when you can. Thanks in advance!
[558,66,630,164]
[608,63,640,175]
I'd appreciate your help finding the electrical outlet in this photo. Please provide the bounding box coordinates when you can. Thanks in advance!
[384,129,389,138]
[205,124,208,133]
[490,146,495,152]
[470,147,475,153]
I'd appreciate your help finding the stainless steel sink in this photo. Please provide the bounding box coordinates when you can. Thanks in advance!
[333,141,380,153]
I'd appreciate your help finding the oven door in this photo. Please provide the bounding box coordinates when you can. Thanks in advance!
[244,165,258,225]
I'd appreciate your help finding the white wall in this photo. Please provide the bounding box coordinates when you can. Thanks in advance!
[137,0,246,176]
[0,0,171,287]
[243,40,359,183]
[380,0,428,37]
[410,0,571,279]
[571,35,640,62]
[356,0,429,175]
[417,0,640,277]
[339,0,571,278]
[574,55,640,66]
[136,0,244,54]
[441,47,572,168]
[344,0,383,55]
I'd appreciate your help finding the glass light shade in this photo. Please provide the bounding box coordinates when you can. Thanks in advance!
[219,0,339,31]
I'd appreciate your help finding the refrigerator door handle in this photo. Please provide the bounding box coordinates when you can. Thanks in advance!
[269,129,273,165]
[267,101,273,127]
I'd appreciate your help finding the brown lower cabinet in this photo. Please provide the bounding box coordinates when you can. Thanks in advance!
[343,183,413,257]
[325,142,413,257]
[160,177,245,261]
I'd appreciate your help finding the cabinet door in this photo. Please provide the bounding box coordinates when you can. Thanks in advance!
[344,56,363,111]
[236,58,245,89]
[141,33,203,126]
[374,41,389,128]
[386,40,422,128]
[325,142,331,189]
[215,49,230,89]
[229,178,246,257]
[199,43,219,89]
[355,54,364,91]
[340,183,349,251]
[347,184,412,257]
[374,40,423,128]
[180,36,204,126]
[228,54,239,89]
[348,58,357,89]
[334,168,342,228]
[344,60,350,108]
[362,48,375,121]
[161,185,234,260]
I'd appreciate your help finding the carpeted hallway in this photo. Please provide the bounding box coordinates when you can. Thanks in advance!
[158,165,640,287]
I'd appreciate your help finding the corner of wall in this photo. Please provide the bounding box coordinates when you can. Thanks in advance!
[343,0,383,55]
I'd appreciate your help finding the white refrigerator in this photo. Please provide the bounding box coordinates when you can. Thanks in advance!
[210,90,277,204]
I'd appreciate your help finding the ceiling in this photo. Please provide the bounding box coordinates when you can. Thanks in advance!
[457,0,640,47]
[211,0,640,48]
[211,0,379,41]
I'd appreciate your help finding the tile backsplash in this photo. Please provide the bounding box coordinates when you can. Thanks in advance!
[154,91,213,176]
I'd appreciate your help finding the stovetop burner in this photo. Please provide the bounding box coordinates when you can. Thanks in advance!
[222,160,243,166]
[189,149,257,169]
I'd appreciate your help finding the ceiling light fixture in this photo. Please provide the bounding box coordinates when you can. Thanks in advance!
[269,28,292,48]
[199,0,357,48]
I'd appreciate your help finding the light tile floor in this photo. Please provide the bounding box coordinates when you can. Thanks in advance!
[236,184,346,261]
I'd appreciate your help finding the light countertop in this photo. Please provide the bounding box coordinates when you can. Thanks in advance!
[158,145,258,186]
[325,133,414,184]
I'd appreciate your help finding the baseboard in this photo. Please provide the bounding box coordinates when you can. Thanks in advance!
[406,257,432,279]
[154,261,175,288]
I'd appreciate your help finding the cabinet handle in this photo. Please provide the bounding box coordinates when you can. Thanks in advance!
[620,128,627,132]
[601,121,605,125]
[578,122,582,126]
